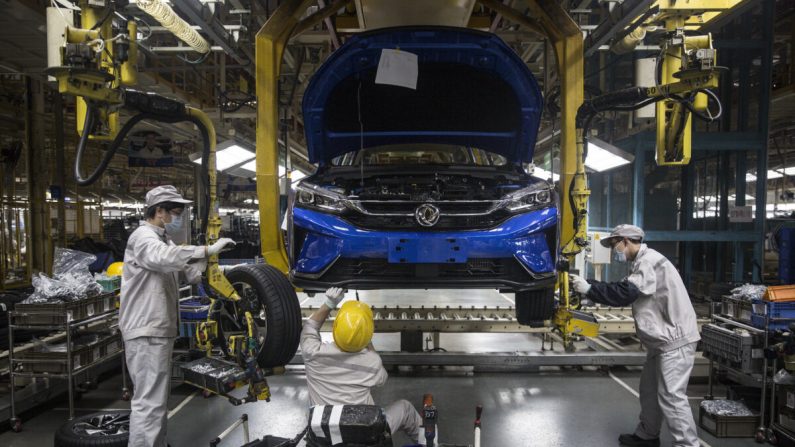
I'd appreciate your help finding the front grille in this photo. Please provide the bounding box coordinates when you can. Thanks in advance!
[322,258,529,281]
[343,210,512,231]
[358,201,496,215]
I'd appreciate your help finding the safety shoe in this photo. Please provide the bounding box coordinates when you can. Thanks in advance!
[618,433,660,447]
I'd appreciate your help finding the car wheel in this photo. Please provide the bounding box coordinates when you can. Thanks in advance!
[53,411,130,447]
[226,264,302,367]
[515,287,555,327]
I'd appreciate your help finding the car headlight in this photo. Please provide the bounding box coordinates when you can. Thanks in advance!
[294,182,348,213]
[502,184,555,212]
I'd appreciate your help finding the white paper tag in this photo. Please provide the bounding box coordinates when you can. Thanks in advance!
[375,49,419,90]
[87,303,95,316]
[66,310,73,322]
[104,298,110,312]
[74,357,81,370]
[788,391,794,409]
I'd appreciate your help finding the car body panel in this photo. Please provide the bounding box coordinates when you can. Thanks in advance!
[301,26,544,165]
[290,206,557,290]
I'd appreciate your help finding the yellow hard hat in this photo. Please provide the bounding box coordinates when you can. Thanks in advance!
[333,301,374,353]
[106,262,124,277]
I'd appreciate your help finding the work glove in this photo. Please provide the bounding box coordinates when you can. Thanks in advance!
[569,274,592,295]
[207,238,236,257]
[324,287,346,309]
[219,263,246,273]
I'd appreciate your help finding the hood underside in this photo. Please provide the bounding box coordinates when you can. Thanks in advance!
[302,27,544,165]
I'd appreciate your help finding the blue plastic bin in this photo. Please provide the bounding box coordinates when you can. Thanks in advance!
[751,299,795,330]
[179,298,210,321]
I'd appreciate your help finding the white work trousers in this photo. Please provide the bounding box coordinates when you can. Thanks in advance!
[126,336,174,447]
[635,343,699,447]
[384,399,423,442]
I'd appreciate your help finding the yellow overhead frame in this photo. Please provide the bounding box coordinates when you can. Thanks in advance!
[255,0,585,344]
[255,0,353,273]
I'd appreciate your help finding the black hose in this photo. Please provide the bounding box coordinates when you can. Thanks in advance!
[74,103,156,186]
[74,99,212,238]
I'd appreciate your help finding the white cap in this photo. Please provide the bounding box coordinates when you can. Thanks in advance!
[145,185,192,208]
[600,224,645,247]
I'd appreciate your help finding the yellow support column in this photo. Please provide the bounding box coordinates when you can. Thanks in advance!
[254,0,315,273]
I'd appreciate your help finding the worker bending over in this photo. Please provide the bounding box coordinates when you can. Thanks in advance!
[301,287,424,443]
[120,185,235,447]
[570,224,701,447]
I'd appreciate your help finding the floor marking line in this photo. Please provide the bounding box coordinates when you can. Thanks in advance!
[609,371,714,447]
[608,371,639,398]
[167,391,197,419]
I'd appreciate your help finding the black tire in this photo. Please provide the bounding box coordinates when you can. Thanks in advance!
[53,411,130,447]
[226,264,302,367]
[515,288,555,327]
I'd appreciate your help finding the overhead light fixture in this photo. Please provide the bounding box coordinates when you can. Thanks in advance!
[531,167,559,182]
[766,167,795,180]
[746,173,757,182]
[190,140,255,172]
[585,138,633,172]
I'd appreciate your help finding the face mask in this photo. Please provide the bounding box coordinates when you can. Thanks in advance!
[165,213,183,234]
[613,247,627,263]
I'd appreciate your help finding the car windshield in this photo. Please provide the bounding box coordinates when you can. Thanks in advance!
[330,144,508,167]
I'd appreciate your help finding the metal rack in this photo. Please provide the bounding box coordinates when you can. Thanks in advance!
[705,302,780,442]
[7,294,125,431]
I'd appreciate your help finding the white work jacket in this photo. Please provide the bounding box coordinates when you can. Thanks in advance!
[300,319,388,406]
[119,222,206,341]
[628,245,701,354]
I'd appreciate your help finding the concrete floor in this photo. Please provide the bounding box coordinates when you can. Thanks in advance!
[0,290,766,446]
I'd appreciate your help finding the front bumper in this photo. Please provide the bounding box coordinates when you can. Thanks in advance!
[290,206,557,292]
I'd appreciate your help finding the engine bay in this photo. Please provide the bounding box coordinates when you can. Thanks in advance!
[311,170,532,201]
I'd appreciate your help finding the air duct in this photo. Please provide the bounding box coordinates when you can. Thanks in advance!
[136,0,210,54]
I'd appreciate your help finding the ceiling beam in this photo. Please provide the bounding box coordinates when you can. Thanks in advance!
[584,0,655,58]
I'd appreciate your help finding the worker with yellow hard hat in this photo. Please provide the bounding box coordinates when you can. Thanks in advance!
[301,287,424,443]
[106,262,124,277]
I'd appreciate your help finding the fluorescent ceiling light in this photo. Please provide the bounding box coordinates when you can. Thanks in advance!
[236,162,307,183]
[763,167,795,180]
[531,167,559,182]
[746,173,757,182]
[585,138,633,172]
[190,141,255,172]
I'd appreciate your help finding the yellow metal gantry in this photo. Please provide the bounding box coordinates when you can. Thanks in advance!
[255,0,587,344]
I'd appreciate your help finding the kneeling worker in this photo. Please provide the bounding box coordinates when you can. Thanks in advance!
[301,287,424,443]
[569,224,701,447]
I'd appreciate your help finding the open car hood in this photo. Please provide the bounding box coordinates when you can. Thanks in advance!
[302,27,544,165]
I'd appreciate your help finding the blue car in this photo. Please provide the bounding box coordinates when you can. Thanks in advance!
[287,27,558,325]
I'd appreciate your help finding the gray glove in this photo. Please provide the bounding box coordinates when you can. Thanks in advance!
[569,274,592,295]
[208,238,236,256]
[323,287,345,309]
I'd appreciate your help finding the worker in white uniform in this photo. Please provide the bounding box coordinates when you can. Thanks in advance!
[120,185,235,447]
[569,224,701,447]
[301,287,424,443]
